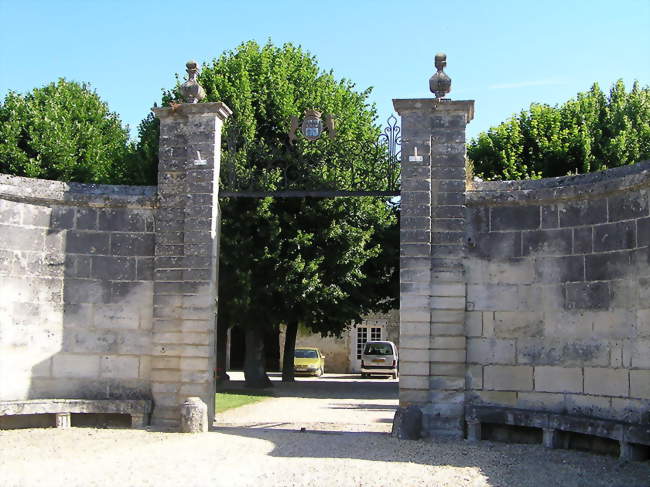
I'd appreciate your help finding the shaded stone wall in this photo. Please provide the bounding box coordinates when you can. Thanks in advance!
[465,161,650,423]
[0,174,156,402]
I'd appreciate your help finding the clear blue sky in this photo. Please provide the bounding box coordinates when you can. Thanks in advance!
[1,0,648,140]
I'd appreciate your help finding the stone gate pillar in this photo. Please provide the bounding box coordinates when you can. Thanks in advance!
[151,95,231,428]
[394,55,474,438]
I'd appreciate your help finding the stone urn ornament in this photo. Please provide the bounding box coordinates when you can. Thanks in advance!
[180,60,206,104]
[429,53,452,99]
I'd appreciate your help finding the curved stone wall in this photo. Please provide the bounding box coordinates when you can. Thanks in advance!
[465,160,650,423]
[0,174,156,402]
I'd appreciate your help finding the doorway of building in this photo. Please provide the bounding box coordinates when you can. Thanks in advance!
[349,319,385,373]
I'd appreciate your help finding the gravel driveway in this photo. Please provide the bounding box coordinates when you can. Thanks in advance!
[217,372,398,432]
[1,373,648,486]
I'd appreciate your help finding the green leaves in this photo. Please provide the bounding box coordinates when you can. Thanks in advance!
[469,80,650,180]
[0,79,135,184]
[218,195,398,339]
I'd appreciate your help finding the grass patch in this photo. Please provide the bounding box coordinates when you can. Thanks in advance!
[216,390,274,413]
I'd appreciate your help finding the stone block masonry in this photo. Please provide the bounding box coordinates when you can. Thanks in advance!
[151,102,231,428]
[0,174,156,403]
[394,98,474,438]
[0,101,231,431]
[394,85,649,439]
[465,160,650,425]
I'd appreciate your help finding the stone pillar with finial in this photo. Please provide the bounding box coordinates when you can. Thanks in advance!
[393,53,474,439]
[150,60,232,429]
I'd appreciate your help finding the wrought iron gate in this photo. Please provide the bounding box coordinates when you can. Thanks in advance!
[219,115,401,198]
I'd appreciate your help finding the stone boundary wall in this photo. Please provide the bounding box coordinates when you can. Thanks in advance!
[465,160,650,424]
[0,174,156,403]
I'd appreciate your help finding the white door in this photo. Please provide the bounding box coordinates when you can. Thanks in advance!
[349,320,386,373]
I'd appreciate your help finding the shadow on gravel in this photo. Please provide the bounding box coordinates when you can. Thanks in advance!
[327,403,396,411]
[218,375,398,401]
[212,426,650,487]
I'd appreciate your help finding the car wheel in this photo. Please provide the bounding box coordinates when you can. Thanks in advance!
[316,367,323,377]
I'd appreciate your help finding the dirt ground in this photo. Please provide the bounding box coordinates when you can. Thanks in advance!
[1,373,648,487]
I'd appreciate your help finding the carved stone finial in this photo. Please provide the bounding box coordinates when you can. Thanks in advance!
[429,53,452,99]
[180,60,206,104]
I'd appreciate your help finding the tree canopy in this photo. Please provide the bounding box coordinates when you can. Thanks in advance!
[0,41,399,387]
[468,80,650,180]
[155,41,399,386]
[0,79,144,184]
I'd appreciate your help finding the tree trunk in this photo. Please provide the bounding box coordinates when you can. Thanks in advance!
[215,319,230,383]
[243,327,272,388]
[282,321,298,382]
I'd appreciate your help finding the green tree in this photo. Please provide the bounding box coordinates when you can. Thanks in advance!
[468,80,650,180]
[0,79,137,184]
[141,40,398,387]
[218,196,398,386]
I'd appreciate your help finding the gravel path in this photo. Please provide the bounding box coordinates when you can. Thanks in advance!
[217,372,398,432]
[1,374,648,486]
[1,427,648,487]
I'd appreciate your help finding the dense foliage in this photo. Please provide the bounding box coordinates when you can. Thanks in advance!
[163,41,399,385]
[0,79,144,184]
[468,80,650,180]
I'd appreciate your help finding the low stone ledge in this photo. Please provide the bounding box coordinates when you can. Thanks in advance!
[466,405,650,461]
[0,399,152,429]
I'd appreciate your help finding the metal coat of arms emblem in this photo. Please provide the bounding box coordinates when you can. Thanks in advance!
[301,109,323,141]
[289,109,335,144]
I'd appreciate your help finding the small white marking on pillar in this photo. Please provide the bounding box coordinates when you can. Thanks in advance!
[193,151,207,166]
[408,146,423,162]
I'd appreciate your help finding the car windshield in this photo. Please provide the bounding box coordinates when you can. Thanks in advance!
[294,349,318,359]
[363,343,393,355]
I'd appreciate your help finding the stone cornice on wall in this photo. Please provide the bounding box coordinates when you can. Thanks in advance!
[152,102,233,121]
[393,98,475,121]
[467,159,650,206]
[0,174,157,208]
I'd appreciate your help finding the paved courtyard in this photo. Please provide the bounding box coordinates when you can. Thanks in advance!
[1,373,648,486]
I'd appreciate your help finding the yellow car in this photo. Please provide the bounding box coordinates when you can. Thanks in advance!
[293,347,325,376]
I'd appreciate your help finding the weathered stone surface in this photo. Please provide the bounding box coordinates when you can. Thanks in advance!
[559,199,608,227]
[522,228,572,256]
[180,396,208,433]
[534,366,583,393]
[484,365,533,391]
[584,368,629,397]
[0,399,151,428]
[467,338,515,364]
[391,405,423,440]
[0,174,156,404]
[593,221,636,252]
[585,251,632,281]
[491,206,540,231]
[608,191,649,222]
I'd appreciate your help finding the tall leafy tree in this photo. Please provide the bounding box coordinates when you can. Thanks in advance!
[143,40,399,387]
[218,196,398,385]
[468,80,650,180]
[0,79,137,184]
